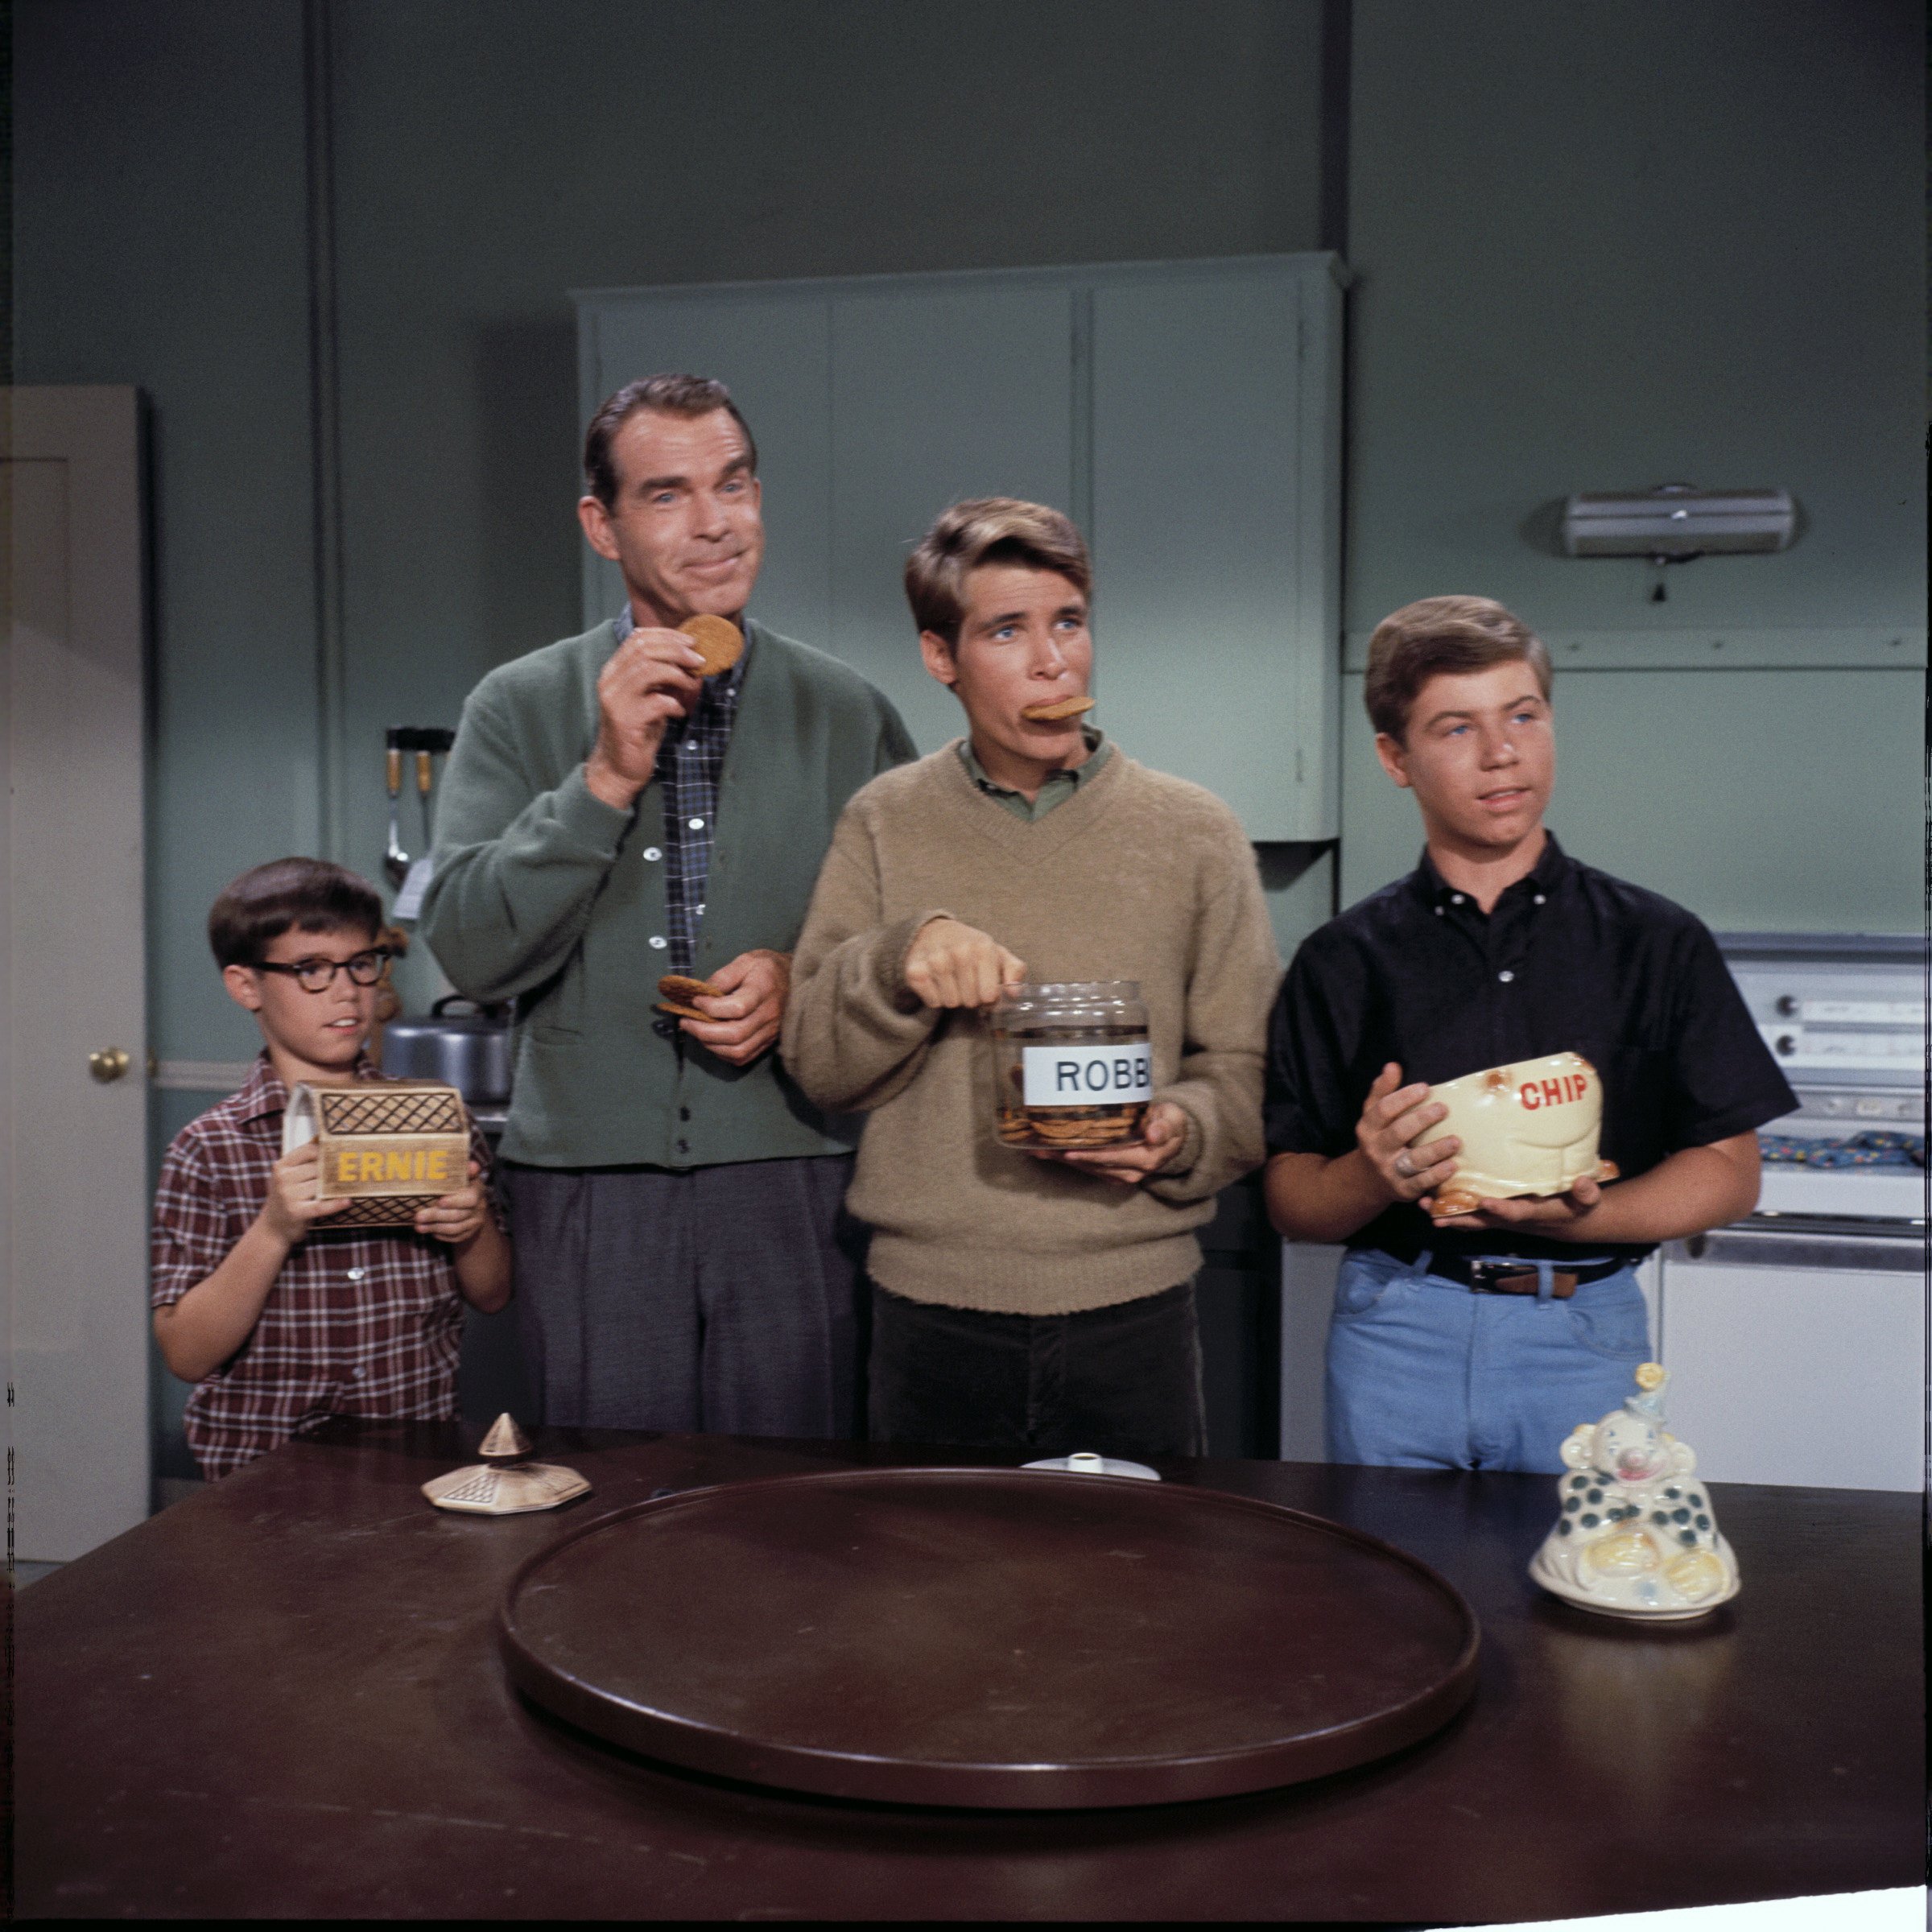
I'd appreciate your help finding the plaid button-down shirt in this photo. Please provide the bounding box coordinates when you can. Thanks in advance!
[615,608,745,977]
[151,1052,499,1480]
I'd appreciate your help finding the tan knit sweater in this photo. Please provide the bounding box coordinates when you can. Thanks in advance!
[781,743,1282,1314]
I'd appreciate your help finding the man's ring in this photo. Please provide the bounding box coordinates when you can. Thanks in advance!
[1393,1150,1416,1179]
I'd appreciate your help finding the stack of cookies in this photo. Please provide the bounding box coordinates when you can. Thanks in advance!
[657,974,719,1021]
[997,1103,1147,1151]
[996,1055,1147,1151]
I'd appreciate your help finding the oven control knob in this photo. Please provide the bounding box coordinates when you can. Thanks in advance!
[1774,1034,1796,1055]
[1774,994,1799,1017]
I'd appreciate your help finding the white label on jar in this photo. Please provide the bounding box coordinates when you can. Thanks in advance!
[1021,1042,1153,1107]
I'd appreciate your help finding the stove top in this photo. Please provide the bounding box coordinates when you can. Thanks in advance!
[1719,933,1925,1227]
[1754,1164,1924,1223]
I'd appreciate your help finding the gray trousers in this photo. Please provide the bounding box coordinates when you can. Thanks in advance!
[500,1155,865,1437]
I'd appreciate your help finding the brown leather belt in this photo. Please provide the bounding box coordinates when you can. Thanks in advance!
[1426,1253,1630,1297]
[1364,1248,1631,1297]
[1466,1264,1578,1298]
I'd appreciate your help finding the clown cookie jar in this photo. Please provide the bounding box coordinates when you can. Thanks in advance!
[1530,1364,1740,1620]
[1428,1051,1618,1217]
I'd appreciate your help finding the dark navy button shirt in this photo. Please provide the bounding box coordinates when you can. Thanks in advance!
[613,608,746,984]
[1263,834,1796,1266]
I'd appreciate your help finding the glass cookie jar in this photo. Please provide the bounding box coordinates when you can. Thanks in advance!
[989,982,1152,1151]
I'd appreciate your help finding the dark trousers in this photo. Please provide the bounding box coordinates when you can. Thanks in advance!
[501,1155,866,1437]
[869,1281,1207,1460]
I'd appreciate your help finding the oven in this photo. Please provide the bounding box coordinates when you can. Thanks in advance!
[1641,933,1925,1492]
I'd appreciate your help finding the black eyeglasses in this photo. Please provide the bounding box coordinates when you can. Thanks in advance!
[254,949,393,993]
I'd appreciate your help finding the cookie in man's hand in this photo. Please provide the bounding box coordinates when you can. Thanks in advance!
[656,972,723,1022]
[677,614,744,677]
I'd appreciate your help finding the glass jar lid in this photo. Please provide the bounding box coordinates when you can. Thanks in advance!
[993,982,1146,1027]
[998,980,1142,1002]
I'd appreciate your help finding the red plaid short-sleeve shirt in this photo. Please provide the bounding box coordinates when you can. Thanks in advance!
[151,1052,501,1479]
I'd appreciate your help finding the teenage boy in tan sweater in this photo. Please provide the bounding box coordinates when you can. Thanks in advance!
[782,498,1280,1459]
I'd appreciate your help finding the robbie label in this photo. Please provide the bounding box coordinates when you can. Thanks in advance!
[1022,1042,1153,1108]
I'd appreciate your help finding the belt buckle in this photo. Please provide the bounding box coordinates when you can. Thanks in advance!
[1468,1258,1526,1295]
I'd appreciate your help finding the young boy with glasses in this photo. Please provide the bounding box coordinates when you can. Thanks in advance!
[151,858,510,1479]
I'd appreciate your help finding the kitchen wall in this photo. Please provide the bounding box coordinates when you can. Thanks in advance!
[14,1,324,1039]
[15,0,1331,1466]
[1339,0,1925,919]
[14,0,1922,1466]
[15,0,1331,1074]
[20,0,1919,1061]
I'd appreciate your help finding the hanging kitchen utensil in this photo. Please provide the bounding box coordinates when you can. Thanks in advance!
[382,732,410,887]
[415,749,435,847]
[385,727,454,920]
[411,728,452,851]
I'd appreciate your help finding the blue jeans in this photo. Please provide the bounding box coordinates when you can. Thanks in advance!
[1324,1248,1651,1474]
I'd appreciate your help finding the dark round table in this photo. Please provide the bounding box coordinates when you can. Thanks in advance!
[500,1464,1480,1807]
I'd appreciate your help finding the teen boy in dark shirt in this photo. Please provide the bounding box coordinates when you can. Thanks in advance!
[1263,597,1794,1472]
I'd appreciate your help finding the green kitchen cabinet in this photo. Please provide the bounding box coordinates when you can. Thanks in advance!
[577,254,1344,840]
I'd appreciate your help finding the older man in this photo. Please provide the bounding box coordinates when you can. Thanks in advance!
[423,374,914,1436]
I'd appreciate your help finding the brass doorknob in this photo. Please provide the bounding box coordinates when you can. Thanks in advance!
[89,1046,132,1084]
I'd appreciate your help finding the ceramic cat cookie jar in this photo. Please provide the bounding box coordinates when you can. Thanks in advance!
[1530,1363,1740,1620]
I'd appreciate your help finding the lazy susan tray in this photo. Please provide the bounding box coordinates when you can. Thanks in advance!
[500,1466,1479,1809]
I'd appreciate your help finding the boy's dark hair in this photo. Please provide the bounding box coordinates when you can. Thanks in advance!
[904,497,1092,649]
[208,858,384,970]
[1364,595,1553,741]
[582,374,758,510]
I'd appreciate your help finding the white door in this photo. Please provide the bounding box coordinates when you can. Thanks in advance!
[2,386,151,1561]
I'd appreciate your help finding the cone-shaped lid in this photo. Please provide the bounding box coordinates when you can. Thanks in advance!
[478,1412,531,1460]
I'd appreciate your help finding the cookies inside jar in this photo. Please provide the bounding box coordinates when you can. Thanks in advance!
[988,984,1152,1152]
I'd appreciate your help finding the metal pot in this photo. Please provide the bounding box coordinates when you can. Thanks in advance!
[380,995,514,1104]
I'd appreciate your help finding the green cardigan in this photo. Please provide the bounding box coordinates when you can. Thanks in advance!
[421,617,915,1168]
